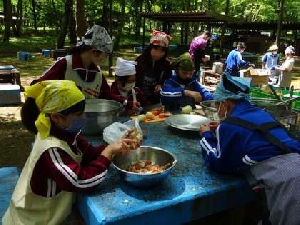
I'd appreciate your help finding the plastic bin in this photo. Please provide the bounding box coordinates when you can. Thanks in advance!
[282,90,300,111]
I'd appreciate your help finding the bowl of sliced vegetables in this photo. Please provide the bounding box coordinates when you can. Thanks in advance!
[111,146,177,188]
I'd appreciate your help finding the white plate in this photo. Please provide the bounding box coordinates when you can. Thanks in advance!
[165,114,211,131]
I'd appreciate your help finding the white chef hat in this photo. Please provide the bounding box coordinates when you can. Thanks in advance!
[111,57,137,76]
[285,45,295,55]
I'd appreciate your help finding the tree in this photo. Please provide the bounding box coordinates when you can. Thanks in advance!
[76,0,87,38]
[276,0,285,48]
[2,0,12,42]
[57,0,72,48]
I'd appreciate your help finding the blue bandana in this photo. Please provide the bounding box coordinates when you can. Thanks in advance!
[214,73,252,102]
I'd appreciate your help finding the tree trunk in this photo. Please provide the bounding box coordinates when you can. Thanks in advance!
[114,0,125,50]
[57,0,72,48]
[31,0,37,32]
[220,0,231,56]
[69,2,77,45]
[50,0,59,34]
[275,0,285,48]
[15,0,22,37]
[76,0,86,38]
[100,0,109,29]
[134,0,143,39]
[108,0,113,76]
[3,0,12,43]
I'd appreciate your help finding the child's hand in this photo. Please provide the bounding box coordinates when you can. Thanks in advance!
[132,101,141,111]
[154,85,162,93]
[185,90,202,102]
[102,139,139,159]
[199,124,210,136]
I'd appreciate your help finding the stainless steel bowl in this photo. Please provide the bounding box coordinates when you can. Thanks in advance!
[112,146,177,188]
[165,114,211,131]
[82,99,123,135]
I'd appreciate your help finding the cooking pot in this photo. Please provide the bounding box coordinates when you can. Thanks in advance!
[82,99,123,135]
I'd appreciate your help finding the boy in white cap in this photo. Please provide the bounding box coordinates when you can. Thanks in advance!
[135,30,173,105]
[31,25,115,100]
[262,44,280,84]
[111,57,145,115]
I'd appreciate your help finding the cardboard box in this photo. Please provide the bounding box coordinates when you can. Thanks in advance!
[243,69,270,86]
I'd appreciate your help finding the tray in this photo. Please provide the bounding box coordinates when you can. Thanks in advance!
[165,114,211,131]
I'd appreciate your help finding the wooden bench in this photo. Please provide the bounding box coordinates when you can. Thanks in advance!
[0,65,24,91]
[0,167,20,219]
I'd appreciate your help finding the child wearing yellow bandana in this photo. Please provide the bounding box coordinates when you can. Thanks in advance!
[2,80,138,225]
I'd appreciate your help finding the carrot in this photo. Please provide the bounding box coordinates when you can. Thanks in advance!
[151,110,161,116]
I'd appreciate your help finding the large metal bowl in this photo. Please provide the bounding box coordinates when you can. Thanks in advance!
[165,114,211,131]
[82,99,123,135]
[112,146,177,188]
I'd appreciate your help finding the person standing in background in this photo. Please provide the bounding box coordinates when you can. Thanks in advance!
[273,45,295,89]
[31,25,113,100]
[135,30,172,106]
[225,42,252,77]
[189,30,211,77]
[262,44,280,85]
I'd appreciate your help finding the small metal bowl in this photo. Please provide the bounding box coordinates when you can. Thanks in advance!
[112,146,177,188]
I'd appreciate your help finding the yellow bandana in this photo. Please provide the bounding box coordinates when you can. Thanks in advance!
[25,80,85,139]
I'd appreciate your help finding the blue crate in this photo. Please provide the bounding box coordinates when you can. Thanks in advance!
[17,51,32,61]
[0,84,21,105]
[42,49,51,57]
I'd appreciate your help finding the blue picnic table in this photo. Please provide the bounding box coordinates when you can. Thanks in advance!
[77,120,256,225]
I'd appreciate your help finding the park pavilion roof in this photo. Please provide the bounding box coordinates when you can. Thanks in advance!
[140,10,242,23]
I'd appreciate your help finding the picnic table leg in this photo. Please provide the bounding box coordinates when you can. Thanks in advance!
[12,70,24,91]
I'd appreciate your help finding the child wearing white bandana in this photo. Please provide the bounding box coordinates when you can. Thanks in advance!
[111,57,145,115]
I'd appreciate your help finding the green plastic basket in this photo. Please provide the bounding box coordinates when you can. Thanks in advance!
[282,90,300,112]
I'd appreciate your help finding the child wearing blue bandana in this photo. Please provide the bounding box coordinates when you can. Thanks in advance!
[199,73,300,225]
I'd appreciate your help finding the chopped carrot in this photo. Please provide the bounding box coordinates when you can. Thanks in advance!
[151,110,161,116]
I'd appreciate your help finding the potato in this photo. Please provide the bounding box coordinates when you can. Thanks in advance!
[136,114,146,122]
[145,111,155,119]
[181,105,193,114]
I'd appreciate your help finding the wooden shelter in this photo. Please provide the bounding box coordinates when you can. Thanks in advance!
[140,10,240,23]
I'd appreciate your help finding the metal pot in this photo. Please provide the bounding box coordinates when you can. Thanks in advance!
[82,99,123,135]
[112,146,177,188]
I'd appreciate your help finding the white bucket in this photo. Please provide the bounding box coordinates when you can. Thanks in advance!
[212,62,223,74]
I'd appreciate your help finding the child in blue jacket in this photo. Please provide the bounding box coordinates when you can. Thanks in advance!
[199,73,300,225]
[160,53,213,111]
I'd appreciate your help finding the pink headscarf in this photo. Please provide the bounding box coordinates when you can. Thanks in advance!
[150,30,172,47]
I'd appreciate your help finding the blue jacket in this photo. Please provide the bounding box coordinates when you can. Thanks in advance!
[200,101,300,174]
[160,73,213,110]
[225,50,250,76]
[262,52,280,69]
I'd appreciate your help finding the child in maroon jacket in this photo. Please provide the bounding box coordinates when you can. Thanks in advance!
[111,57,145,116]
